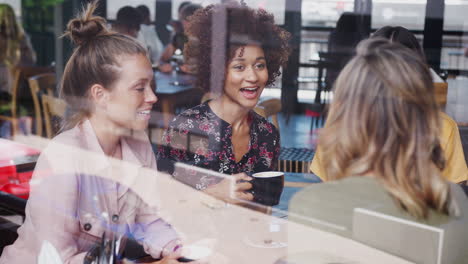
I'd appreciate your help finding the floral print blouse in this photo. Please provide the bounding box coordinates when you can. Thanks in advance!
[156,101,280,189]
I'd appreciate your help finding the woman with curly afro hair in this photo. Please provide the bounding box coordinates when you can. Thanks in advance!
[157,2,290,205]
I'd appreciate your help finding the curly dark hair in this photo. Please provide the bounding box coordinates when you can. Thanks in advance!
[184,2,291,92]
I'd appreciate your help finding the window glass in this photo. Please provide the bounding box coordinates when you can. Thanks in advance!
[372,0,427,30]
[172,0,221,20]
[107,0,156,21]
[444,0,468,31]
[302,0,354,27]
[172,0,285,25]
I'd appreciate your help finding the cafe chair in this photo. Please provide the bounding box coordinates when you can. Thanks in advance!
[41,95,66,139]
[0,66,53,137]
[28,73,56,137]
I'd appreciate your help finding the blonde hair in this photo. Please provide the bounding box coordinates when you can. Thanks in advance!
[0,4,23,67]
[320,38,450,219]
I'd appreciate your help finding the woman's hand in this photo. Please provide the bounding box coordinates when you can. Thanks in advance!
[204,173,253,204]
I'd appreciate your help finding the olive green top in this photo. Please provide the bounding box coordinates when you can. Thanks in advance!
[289,176,468,264]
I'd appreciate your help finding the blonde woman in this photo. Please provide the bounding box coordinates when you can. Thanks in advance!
[0,2,188,263]
[290,39,468,263]
[310,26,468,184]
[0,4,36,93]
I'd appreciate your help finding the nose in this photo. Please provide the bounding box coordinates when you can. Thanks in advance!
[245,67,259,83]
[145,87,158,105]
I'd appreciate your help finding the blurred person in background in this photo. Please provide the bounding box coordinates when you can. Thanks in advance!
[324,12,369,89]
[158,3,202,73]
[167,1,192,37]
[291,39,468,263]
[112,6,142,39]
[0,3,36,95]
[136,4,164,64]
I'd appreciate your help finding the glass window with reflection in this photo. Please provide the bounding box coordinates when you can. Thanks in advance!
[107,0,156,21]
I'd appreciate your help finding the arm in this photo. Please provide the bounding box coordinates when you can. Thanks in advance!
[159,43,176,64]
[132,201,180,259]
[11,149,86,263]
[440,116,468,183]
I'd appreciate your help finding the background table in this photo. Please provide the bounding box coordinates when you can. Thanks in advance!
[154,71,202,127]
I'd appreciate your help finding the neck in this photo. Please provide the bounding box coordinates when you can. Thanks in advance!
[89,115,125,156]
[209,96,250,128]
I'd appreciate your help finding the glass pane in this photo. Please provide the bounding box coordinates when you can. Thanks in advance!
[172,0,285,25]
[171,0,221,20]
[302,0,354,27]
[243,0,285,25]
[107,0,156,21]
[441,35,468,70]
[372,0,427,30]
[444,0,468,31]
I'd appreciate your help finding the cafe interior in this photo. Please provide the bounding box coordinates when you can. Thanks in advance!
[0,0,468,263]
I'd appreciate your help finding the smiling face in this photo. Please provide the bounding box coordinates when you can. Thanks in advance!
[223,45,268,110]
[104,54,157,131]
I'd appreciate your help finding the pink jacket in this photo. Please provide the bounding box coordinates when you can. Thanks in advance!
[0,120,179,263]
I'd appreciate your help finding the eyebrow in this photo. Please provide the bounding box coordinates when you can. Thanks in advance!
[231,57,266,62]
[131,78,151,86]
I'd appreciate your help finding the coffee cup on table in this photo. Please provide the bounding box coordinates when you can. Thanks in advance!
[250,171,284,206]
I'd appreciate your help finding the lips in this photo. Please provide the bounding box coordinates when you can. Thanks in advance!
[240,86,260,99]
[136,110,151,120]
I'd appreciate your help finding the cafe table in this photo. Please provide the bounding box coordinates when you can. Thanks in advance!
[132,167,414,264]
[154,71,201,127]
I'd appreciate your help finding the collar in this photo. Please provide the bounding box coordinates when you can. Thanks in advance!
[78,120,145,198]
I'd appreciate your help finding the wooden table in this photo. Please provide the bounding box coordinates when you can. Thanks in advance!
[154,71,201,128]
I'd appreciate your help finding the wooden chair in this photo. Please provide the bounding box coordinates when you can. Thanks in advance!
[0,66,53,137]
[28,73,56,137]
[41,94,66,138]
[434,82,448,108]
[254,98,281,129]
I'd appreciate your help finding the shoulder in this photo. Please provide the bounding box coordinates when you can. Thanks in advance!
[440,112,458,133]
[34,125,84,175]
[168,103,217,129]
[292,177,388,209]
[123,130,155,168]
[251,111,279,137]
[43,125,82,155]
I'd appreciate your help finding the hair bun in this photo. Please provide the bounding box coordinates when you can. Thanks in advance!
[64,1,109,46]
